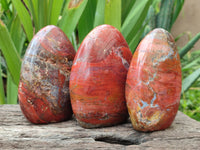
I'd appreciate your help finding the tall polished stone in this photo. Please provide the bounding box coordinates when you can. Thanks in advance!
[70,25,132,128]
[18,25,76,124]
[126,28,182,132]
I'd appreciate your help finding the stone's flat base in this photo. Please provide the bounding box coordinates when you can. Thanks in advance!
[0,105,200,149]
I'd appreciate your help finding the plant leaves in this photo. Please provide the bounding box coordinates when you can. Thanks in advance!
[12,0,33,41]
[6,73,18,104]
[171,0,184,29]
[58,0,88,38]
[38,0,48,29]
[122,0,152,44]
[0,20,21,85]
[10,15,26,54]
[104,0,121,30]
[6,14,26,104]
[121,0,136,24]
[78,0,96,43]
[182,68,200,93]
[25,0,39,33]
[129,25,146,53]
[179,32,200,58]
[156,0,175,31]
[0,0,9,10]
[93,0,105,27]
[50,0,64,25]
[0,55,5,104]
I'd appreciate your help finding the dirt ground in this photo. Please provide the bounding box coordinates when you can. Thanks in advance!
[171,0,200,50]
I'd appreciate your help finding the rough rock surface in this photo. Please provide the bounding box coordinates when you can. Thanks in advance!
[0,105,200,149]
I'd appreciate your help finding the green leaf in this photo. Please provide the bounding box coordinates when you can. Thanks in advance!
[156,0,175,31]
[59,0,88,38]
[6,14,26,104]
[71,31,78,51]
[104,0,121,30]
[171,0,184,28]
[6,73,18,104]
[47,0,53,25]
[0,20,21,85]
[50,0,64,25]
[122,0,152,44]
[27,0,39,32]
[78,0,96,42]
[146,5,156,29]
[141,25,151,39]
[0,56,6,104]
[179,32,200,58]
[10,15,26,54]
[182,58,199,71]
[182,68,200,93]
[12,0,33,41]
[0,0,9,10]
[32,0,39,23]
[121,0,136,24]
[93,0,105,27]
[129,25,146,53]
[175,32,191,42]
[38,0,48,29]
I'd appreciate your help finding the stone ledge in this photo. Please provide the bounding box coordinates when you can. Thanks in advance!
[0,105,200,149]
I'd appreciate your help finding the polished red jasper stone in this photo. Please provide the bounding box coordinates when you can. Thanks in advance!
[70,24,132,128]
[126,28,182,132]
[18,25,76,124]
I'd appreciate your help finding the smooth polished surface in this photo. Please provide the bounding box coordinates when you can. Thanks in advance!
[18,25,76,124]
[70,25,132,128]
[126,28,182,131]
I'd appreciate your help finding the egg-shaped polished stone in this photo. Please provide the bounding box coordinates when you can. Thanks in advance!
[70,24,132,128]
[126,28,182,132]
[18,25,76,124]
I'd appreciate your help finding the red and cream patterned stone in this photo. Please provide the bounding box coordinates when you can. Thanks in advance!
[126,28,182,132]
[18,25,76,124]
[70,25,132,128]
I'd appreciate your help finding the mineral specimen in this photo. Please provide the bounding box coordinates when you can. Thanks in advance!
[126,28,182,131]
[70,24,132,128]
[18,25,76,124]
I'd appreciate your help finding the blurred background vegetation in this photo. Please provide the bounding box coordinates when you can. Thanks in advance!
[0,0,200,121]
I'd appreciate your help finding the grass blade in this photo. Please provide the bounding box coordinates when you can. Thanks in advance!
[50,0,64,25]
[182,68,200,93]
[121,0,136,24]
[122,0,152,43]
[47,0,53,25]
[58,0,88,38]
[38,0,48,29]
[10,15,26,54]
[129,25,146,53]
[32,0,39,24]
[104,0,121,30]
[0,56,6,104]
[179,32,200,58]
[26,0,39,32]
[171,0,184,29]
[6,73,18,104]
[182,58,199,71]
[147,5,156,29]
[156,0,175,31]
[71,31,78,51]
[12,0,33,41]
[78,0,96,42]
[93,0,105,27]
[6,14,26,104]
[0,0,9,10]
[0,20,21,85]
